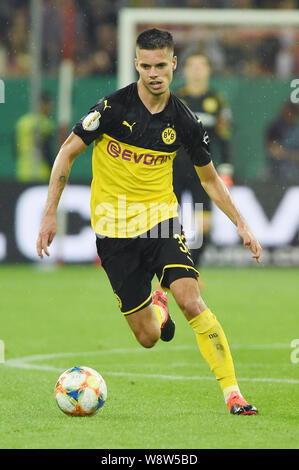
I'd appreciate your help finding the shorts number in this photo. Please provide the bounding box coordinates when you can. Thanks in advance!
[174,233,191,255]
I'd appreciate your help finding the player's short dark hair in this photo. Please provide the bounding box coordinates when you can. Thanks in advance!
[136,28,174,52]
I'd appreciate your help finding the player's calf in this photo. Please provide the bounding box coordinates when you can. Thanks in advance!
[125,305,161,348]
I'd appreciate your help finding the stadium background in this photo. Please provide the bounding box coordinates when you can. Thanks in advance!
[1,0,299,266]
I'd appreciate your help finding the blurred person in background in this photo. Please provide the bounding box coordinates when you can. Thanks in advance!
[93,22,117,74]
[266,100,299,183]
[4,7,30,77]
[43,0,90,76]
[275,30,296,78]
[42,0,64,75]
[72,0,118,76]
[255,0,298,6]
[84,23,117,75]
[85,0,117,24]
[173,52,233,269]
[15,91,56,182]
[221,32,249,76]
[0,3,12,73]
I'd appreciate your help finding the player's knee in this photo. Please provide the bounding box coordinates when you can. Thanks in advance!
[177,297,202,320]
[127,310,160,348]
[137,331,159,348]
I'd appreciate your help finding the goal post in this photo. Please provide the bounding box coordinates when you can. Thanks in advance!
[117,8,299,88]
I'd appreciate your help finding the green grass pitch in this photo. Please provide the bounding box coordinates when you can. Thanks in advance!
[1,264,299,449]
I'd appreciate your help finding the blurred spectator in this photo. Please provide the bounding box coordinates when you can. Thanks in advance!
[42,0,63,75]
[292,41,299,75]
[276,30,295,78]
[0,3,11,40]
[1,0,299,78]
[75,22,117,76]
[43,0,90,75]
[15,91,56,182]
[255,0,298,6]
[85,0,119,24]
[221,32,248,75]
[256,35,280,76]
[266,101,299,183]
[5,7,30,77]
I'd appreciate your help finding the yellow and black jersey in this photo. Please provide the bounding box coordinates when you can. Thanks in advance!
[73,82,211,238]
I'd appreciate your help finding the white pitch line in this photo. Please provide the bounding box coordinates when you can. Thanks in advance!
[4,362,299,385]
[104,371,299,385]
[3,345,298,385]
[4,345,194,365]
[3,342,291,366]
[232,343,290,350]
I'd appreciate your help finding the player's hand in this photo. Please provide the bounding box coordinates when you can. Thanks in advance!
[237,222,262,264]
[36,214,57,259]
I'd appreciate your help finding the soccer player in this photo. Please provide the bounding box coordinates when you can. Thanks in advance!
[15,91,55,182]
[37,28,261,415]
[173,52,233,268]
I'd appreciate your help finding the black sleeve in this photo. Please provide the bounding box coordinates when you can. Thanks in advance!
[182,117,212,167]
[72,97,114,146]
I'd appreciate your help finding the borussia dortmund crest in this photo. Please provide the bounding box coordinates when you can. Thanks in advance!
[162,127,176,145]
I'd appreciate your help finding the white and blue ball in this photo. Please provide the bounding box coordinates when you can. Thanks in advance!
[54,366,107,416]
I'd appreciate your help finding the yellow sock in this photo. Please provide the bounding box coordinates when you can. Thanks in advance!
[189,309,240,401]
[153,305,165,327]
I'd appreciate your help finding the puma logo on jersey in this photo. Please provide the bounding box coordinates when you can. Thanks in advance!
[122,121,136,133]
[103,100,111,111]
[82,111,101,131]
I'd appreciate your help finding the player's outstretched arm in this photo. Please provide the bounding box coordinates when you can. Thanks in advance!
[36,132,87,259]
[195,161,262,264]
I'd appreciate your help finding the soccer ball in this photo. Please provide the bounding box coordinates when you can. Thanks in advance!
[54,366,107,416]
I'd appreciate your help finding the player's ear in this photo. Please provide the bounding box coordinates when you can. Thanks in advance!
[172,56,177,71]
[134,57,139,71]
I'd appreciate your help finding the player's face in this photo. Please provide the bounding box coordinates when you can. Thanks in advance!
[184,55,211,83]
[135,47,177,96]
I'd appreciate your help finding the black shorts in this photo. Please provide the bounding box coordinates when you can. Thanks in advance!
[96,218,199,315]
